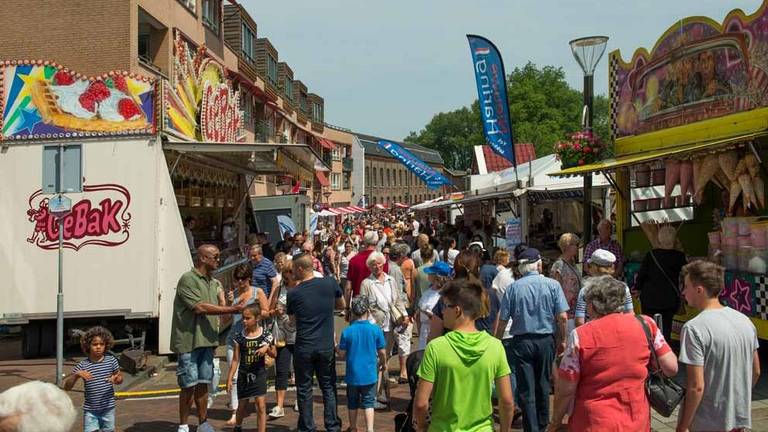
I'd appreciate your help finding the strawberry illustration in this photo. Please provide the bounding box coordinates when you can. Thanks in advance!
[112,75,129,94]
[117,98,142,120]
[79,92,97,112]
[86,81,111,102]
[52,70,75,86]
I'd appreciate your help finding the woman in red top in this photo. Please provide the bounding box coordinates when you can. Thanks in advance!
[548,275,678,431]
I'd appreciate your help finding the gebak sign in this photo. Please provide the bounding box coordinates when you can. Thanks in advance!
[467,34,516,166]
[377,140,452,190]
[26,184,132,251]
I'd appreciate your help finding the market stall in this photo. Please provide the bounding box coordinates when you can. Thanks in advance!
[550,2,768,339]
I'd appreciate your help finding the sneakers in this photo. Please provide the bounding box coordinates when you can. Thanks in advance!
[177,425,189,432]
[197,421,215,432]
[269,406,285,419]
[294,401,299,412]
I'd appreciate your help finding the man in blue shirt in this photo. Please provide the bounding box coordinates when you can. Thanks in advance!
[496,248,568,432]
[250,244,278,300]
[338,297,386,432]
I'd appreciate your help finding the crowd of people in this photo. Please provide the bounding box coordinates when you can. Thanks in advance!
[0,216,761,432]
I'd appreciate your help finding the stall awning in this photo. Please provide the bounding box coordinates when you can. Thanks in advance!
[549,130,768,178]
[163,139,329,180]
[315,171,330,187]
[316,137,336,150]
[457,184,518,205]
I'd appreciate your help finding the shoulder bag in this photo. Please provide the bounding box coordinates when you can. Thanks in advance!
[635,315,684,417]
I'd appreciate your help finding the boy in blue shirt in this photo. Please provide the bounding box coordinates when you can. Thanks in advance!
[338,297,386,432]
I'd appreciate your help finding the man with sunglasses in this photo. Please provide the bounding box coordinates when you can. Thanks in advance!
[171,244,246,432]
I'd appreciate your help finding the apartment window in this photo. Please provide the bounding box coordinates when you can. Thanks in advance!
[240,92,252,124]
[372,167,377,186]
[284,78,293,101]
[267,55,278,86]
[202,0,220,33]
[300,92,308,113]
[343,172,350,190]
[178,0,196,12]
[332,147,342,161]
[331,173,341,191]
[241,23,255,63]
[380,169,384,186]
[312,102,323,122]
[138,34,151,64]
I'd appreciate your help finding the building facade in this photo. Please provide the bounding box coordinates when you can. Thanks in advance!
[0,0,351,207]
[355,133,447,206]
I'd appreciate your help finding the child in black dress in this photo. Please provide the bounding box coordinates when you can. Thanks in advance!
[226,303,275,432]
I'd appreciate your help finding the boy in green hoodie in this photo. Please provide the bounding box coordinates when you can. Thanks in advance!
[414,279,514,432]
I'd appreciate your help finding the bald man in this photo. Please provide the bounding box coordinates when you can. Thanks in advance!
[171,244,244,432]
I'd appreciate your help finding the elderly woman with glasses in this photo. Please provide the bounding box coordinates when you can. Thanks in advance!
[550,233,582,333]
[548,275,678,431]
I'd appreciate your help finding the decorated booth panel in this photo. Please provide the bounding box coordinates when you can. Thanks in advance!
[164,31,244,143]
[610,3,768,139]
[1,60,155,140]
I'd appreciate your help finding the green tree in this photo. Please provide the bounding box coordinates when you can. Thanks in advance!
[406,62,610,170]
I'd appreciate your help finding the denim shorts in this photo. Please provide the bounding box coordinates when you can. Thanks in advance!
[176,346,214,388]
[347,383,376,410]
[83,408,115,432]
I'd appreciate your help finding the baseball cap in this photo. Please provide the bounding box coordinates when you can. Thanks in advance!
[517,248,542,263]
[588,249,616,267]
[423,261,454,277]
[350,296,370,317]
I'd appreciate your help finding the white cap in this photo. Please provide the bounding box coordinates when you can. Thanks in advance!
[588,249,616,266]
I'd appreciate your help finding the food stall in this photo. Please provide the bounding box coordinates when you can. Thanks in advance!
[550,2,768,339]
[0,31,327,356]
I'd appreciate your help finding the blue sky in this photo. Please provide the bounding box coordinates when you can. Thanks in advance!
[242,0,762,140]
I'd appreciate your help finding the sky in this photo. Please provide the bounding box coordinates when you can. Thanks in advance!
[242,0,763,140]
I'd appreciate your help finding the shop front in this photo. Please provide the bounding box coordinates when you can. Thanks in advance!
[551,2,768,339]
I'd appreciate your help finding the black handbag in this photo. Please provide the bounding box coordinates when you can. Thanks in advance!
[635,315,685,417]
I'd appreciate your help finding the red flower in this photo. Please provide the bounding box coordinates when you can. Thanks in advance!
[53,70,74,86]
[117,98,142,120]
[573,143,581,151]
[578,159,585,166]
[583,146,592,153]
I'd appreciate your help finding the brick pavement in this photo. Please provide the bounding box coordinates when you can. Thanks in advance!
[4,331,768,431]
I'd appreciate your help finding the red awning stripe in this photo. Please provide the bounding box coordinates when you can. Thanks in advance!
[315,171,330,187]
[315,137,335,150]
[394,203,409,208]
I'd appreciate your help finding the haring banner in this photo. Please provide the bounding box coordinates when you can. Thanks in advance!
[376,140,452,190]
[467,35,516,167]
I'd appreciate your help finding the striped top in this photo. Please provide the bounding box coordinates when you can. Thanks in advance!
[72,355,120,411]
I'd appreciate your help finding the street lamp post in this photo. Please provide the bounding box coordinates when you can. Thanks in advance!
[569,35,608,245]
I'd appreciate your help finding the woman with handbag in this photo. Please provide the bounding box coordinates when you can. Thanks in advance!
[359,251,409,410]
[633,226,687,342]
[547,275,679,431]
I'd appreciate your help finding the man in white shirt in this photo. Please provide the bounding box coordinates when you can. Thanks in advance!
[677,260,760,432]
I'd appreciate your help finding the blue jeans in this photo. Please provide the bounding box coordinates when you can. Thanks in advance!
[502,338,522,407]
[293,349,341,432]
[176,347,214,388]
[83,408,115,432]
[510,334,555,432]
[347,382,376,410]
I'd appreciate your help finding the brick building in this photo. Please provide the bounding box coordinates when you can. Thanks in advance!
[0,0,354,207]
[355,133,448,206]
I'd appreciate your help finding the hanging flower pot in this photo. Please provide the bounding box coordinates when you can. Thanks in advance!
[554,130,606,169]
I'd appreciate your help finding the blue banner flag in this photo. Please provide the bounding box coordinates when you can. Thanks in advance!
[467,35,516,167]
[376,140,452,190]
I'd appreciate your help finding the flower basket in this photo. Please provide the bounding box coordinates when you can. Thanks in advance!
[554,130,606,169]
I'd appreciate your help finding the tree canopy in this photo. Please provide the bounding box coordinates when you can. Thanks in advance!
[405,62,609,171]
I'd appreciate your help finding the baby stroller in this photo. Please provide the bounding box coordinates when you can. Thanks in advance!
[393,349,427,432]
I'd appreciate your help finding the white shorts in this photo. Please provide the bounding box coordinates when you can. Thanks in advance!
[396,323,413,356]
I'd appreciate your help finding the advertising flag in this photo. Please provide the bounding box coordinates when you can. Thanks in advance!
[467,35,516,167]
[376,140,452,190]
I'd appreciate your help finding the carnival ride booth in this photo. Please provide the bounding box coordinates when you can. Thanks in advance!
[551,2,768,340]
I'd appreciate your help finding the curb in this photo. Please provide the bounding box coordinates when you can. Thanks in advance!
[115,355,170,396]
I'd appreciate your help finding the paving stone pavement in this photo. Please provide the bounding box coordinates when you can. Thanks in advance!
[3,328,768,431]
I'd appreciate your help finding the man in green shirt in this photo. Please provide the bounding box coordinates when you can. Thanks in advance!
[414,279,514,432]
[171,244,243,432]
